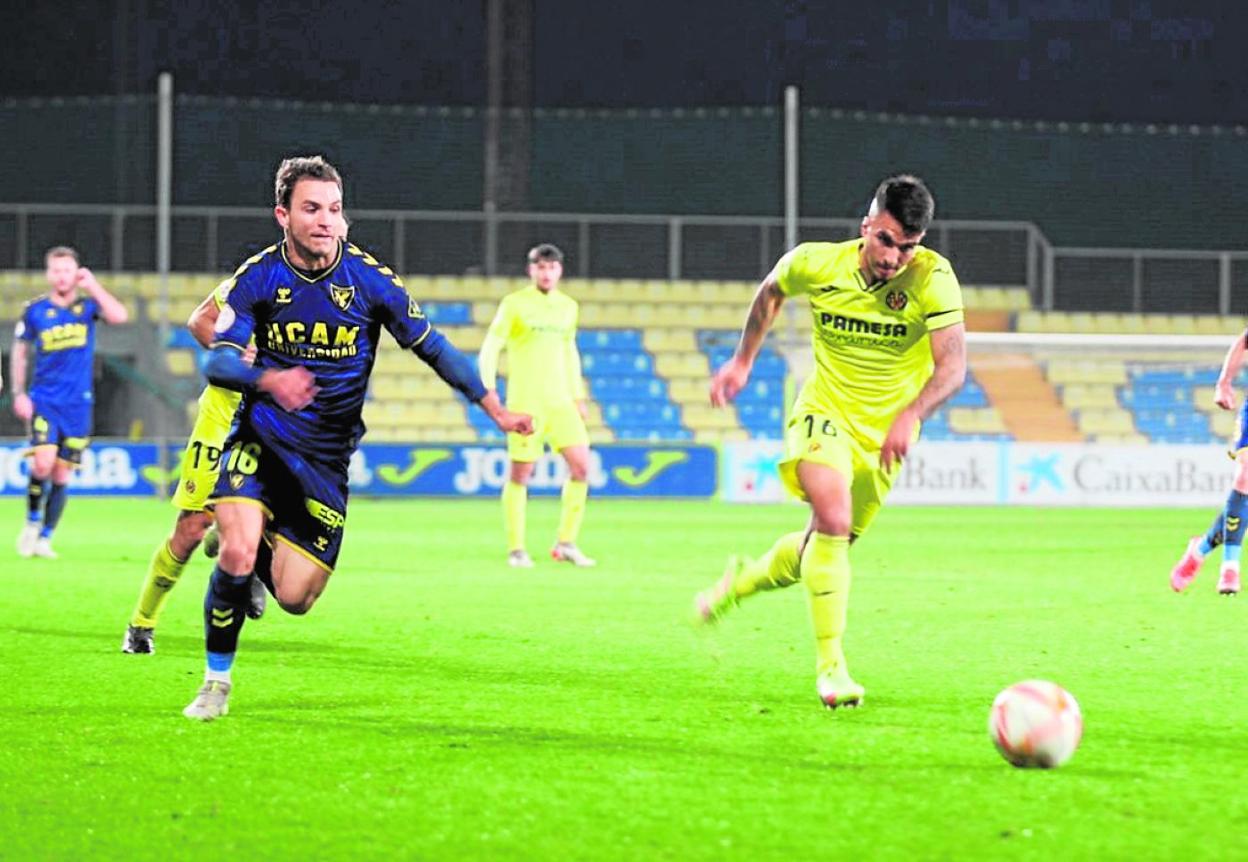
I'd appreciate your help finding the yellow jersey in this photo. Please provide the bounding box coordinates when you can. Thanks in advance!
[196,277,243,420]
[479,285,587,410]
[776,240,963,449]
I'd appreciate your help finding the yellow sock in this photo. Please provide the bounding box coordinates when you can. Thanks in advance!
[130,541,189,628]
[557,479,588,544]
[734,531,804,598]
[502,481,528,551]
[800,532,852,677]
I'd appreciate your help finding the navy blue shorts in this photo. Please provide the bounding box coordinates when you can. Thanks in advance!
[209,427,349,572]
[29,398,92,465]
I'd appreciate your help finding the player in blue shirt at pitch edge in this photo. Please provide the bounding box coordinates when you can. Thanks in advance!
[182,155,534,721]
[10,246,128,559]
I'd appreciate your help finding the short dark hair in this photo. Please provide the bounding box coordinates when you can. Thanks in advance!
[275,155,343,210]
[45,245,80,265]
[527,243,564,264]
[871,174,934,236]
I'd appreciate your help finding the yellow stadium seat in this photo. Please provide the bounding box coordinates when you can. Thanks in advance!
[719,281,757,304]
[1209,411,1237,437]
[1015,310,1043,332]
[1194,315,1226,335]
[1060,383,1120,410]
[949,407,1006,434]
[1076,409,1136,435]
[1002,288,1032,311]
[1170,314,1198,334]
[682,404,739,431]
[1042,311,1073,333]
[444,325,485,351]
[166,349,196,376]
[1068,312,1099,333]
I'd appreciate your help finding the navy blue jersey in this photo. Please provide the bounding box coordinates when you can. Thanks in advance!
[212,241,431,463]
[14,295,100,408]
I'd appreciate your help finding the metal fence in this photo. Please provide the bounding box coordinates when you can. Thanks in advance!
[0,200,1039,286]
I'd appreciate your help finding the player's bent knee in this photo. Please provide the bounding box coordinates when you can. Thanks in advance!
[565,456,590,482]
[219,544,258,576]
[275,589,320,616]
[810,510,852,537]
[277,598,313,616]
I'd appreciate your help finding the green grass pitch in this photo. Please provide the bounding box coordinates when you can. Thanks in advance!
[2,498,1245,860]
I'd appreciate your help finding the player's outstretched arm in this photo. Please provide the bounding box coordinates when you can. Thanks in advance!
[880,323,967,470]
[411,328,533,435]
[77,268,129,324]
[710,270,786,406]
[1214,329,1248,411]
[187,293,220,349]
[479,389,534,435]
[204,345,317,411]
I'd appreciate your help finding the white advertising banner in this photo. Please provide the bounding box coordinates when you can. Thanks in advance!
[722,441,1235,507]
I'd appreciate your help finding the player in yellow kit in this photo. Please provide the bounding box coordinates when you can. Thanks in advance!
[479,243,596,568]
[121,280,264,653]
[693,175,967,709]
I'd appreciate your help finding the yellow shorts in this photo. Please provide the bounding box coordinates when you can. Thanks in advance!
[171,386,241,512]
[507,401,589,462]
[777,408,900,540]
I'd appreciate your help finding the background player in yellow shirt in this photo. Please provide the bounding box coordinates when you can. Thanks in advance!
[693,175,967,709]
[121,281,263,654]
[479,244,596,568]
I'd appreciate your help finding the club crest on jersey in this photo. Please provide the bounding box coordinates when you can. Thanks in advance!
[885,290,908,311]
[275,286,293,304]
[330,284,356,311]
[45,308,56,318]
[72,302,84,316]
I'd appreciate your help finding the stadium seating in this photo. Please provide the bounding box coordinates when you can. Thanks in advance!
[9,269,1245,447]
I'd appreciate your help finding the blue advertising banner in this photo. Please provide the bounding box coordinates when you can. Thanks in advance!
[0,440,176,497]
[0,440,718,498]
[347,444,717,497]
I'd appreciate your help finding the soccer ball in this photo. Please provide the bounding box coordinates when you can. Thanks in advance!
[988,680,1083,768]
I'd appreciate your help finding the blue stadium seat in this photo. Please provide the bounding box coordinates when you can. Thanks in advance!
[580,329,690,440]
[578,329,643,351]
[167,329,200,349]
[419,301,472,326]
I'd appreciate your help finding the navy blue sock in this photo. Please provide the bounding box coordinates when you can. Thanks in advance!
[204,565,251,671]
[40,483,69,538]
[1224,490,1248,566]
[254,538,275,597]
[26,475,46,523]
[1200,511,1225,556]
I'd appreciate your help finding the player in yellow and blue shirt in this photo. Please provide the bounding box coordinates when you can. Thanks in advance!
[692,175,967,709]
[479,243,596,568]
[181,155,532,721]
[10,246,128,559]
[122,278,257,655]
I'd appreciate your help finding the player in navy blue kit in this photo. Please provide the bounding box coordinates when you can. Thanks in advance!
[10,246,128,559]
[182,156,533,720]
